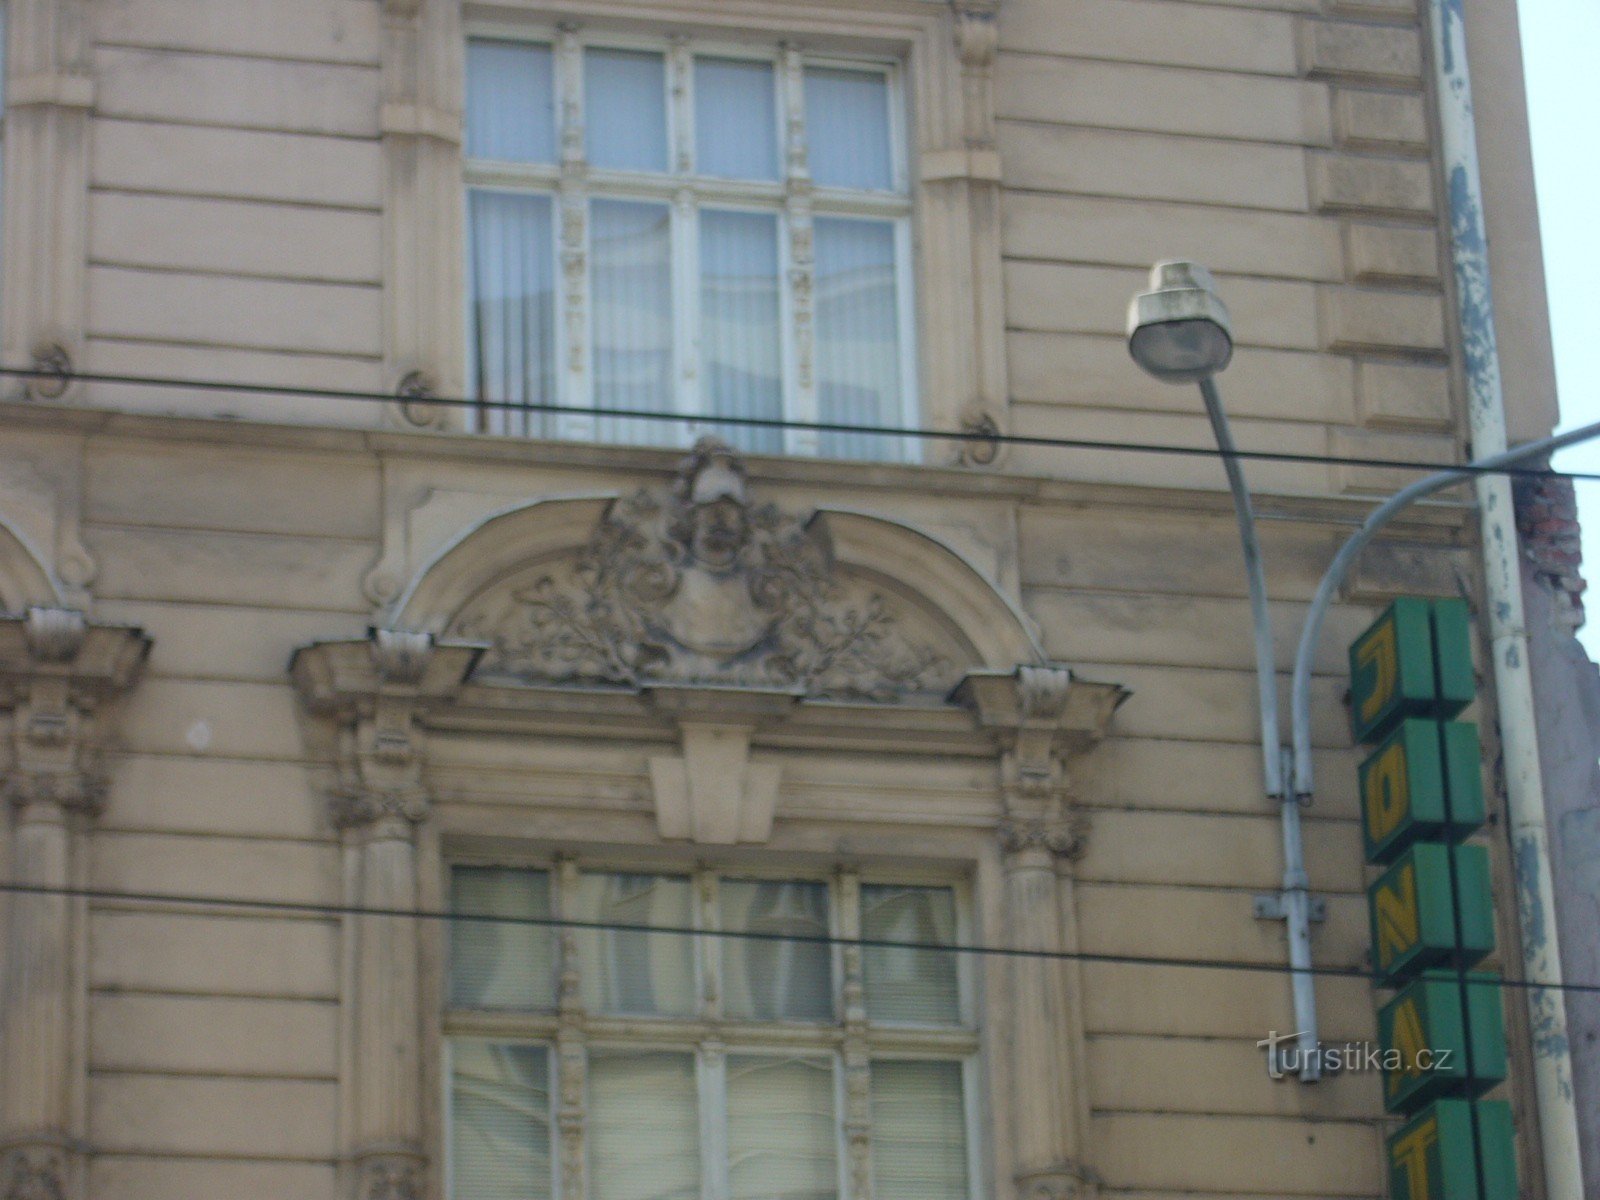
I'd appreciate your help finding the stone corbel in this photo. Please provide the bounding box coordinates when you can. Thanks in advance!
[955,664,1128,829]
[290,628,483,835]
[0,608,149,1200]
[644,686,800,845]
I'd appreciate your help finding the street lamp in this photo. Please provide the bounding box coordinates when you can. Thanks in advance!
[1126,261,1321,1081]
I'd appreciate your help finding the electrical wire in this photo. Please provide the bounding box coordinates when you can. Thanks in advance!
[3,363,1596,484]
[4,878,1595,998]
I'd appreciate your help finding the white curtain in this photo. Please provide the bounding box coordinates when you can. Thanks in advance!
[467,40,556,163]
[586,49,668,172]
[727,1056,838,1200]
[814,218,902,462]
[450,867,556,1011]
[860,885,959,1024]
[589,1051,702,1200]
[450,1041,553,1200]
[869,1061,968,1200]
[468,189,558,437]
[575,871,696,1016]
[803,67,892,191]
[700,210,784,454]
[695,58,778,180]
[591,199,678,447]
[721,879,832,1020]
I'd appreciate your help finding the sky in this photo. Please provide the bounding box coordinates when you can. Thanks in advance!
[1518,0,1600,661]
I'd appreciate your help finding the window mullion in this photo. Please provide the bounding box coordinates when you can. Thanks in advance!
[838,869,872,1200]
[780,46,818,457]
[556,26,595,443]
[554,858,588,1200]
[667,39,702,438]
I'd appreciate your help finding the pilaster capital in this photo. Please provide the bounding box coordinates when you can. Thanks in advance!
[355,1153,425,1200]
[291,629,482,834]
[0,609,149,820]
[997,814,1089,864]
[955,664,1126,806]
[0,1144,67,1200]
[1017,1163,1101,1200]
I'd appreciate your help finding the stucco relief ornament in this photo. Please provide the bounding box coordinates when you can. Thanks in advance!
[455,438,953,701]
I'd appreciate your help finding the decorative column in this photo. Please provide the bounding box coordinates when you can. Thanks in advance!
[0,0,94,398]
[957,666,1126,1200]
[0,608,149,1200]
[291,630,481,1200]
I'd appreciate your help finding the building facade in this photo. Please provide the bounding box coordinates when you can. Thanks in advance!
[0,0,1573,1198]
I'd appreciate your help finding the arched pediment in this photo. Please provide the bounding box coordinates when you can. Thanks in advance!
[387,440,1043,704]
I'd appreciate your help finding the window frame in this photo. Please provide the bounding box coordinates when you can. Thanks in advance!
[461,21,921,460]
[440,855,980,1200]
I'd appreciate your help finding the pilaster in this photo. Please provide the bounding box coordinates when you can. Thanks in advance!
[957,665,1126,1200]
[1,0,93,400]
[291,629,481,1200]
[0,609,149,1200]
[379,0,465,430]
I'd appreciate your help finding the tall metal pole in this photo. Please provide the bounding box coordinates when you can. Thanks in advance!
[1196,377,1320,1082]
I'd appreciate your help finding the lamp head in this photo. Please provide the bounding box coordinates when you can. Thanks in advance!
[1126,260,1233,383]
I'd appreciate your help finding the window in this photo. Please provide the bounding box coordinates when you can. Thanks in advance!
[446,865,975,1200]
[464,32,915,460]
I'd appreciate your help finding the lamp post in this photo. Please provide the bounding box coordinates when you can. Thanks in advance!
[1126,261,1322,1082]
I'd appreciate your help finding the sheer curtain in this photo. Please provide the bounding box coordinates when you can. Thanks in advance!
[813,217,902,461]
[575,871,696,1016]
[695,58,778,180]
[802,67,892,191]
[727,1056,838,1200]
[468,190,558,437]
[589,1051,702,1200]
[700,210,783,454]
[721,879,832,1020]
[466,40,556,163]
[869,1061,968,1200]
[586,49,668,172]
[591,200,678,446]
[450,867,556,1010]
[859,884,959,1024]
[450,1042,553,1200]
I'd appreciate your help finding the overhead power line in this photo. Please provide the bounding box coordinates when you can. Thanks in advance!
[2,363,1596,484]
[4,878,1594,999]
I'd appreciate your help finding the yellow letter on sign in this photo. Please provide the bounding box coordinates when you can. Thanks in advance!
[1373,862,1419,973]
[1357,618,1398,727]
[1364,738,1411,846]
[1390,1114,1438,1199]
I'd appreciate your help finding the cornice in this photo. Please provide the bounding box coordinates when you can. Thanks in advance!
[0,399,1476,537]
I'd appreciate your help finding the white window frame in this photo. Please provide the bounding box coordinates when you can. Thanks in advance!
[441,857,980,1200]
[463,22,920,461]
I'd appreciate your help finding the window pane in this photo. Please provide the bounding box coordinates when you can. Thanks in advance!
[590,1050,701,1200]
[804,67,893,190]
[467,40,556,163]
[451,1042,552,1200]
[700,210,783,455]
[814,218,902,461]
[468,190,557,437]
[860,884,959,1024]
[695,58,778,180]
[575,870,695,1016]
[450,866,555,1010]
[869,1061,968,1200]
[721,879,832,1020]
[589,199,678,446]
[586,48,668,172]
[728,1055,838,1200]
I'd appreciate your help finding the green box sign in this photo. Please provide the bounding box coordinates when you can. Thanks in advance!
[1388,1099,1517,1200]
[1349,598,1474,744]
[1368,843,1495,984]
[1360,719,1486,863]
[1377,972,1507,1113]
